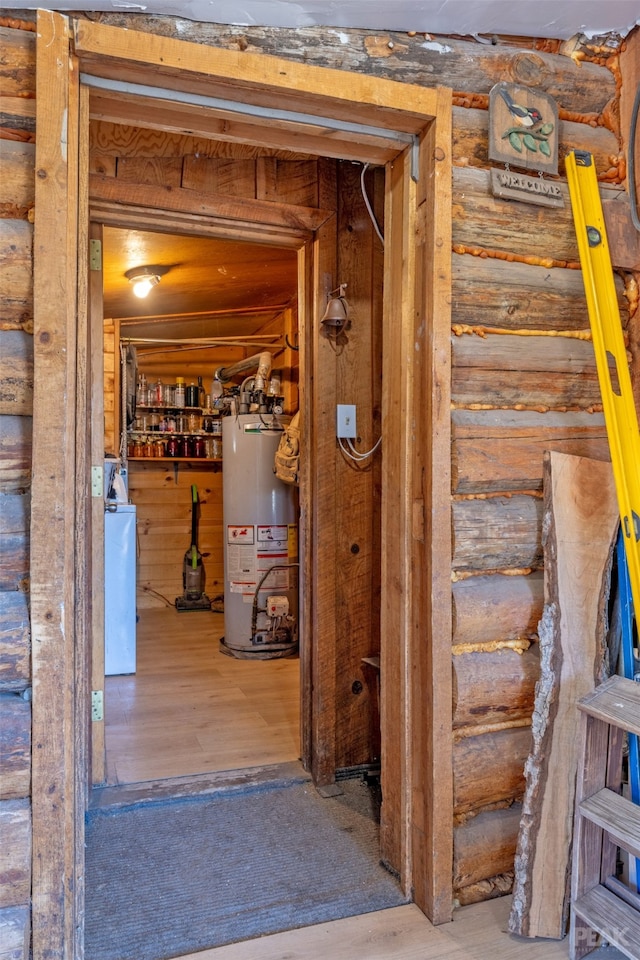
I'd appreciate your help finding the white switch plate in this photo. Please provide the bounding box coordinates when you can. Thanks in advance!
[337,404,356,439]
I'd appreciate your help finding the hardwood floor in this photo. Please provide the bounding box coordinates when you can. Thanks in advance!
[177,896,624,960]
[105,607,300,784]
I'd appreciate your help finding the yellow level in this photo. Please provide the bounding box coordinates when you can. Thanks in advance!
[566,149,640,617]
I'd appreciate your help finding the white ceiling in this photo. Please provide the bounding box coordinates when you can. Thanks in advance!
[10,0,640,40]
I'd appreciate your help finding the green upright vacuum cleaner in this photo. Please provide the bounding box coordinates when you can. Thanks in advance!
[175,484,212,612]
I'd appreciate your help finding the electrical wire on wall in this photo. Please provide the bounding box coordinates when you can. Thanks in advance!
[361,163,384,245]
[338,434,382,464]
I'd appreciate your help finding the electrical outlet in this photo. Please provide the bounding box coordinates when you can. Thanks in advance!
[337,404,357,439]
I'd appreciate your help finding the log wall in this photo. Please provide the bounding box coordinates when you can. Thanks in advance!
[1,9,638,944]
[0,20,34,958]
[447,36,633,904]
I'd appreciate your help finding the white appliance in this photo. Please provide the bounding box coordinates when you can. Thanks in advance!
[222,414,298,658]
[104,502,137,675]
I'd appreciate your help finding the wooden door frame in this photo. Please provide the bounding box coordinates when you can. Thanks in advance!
[86,199,330,785]
[32,12,453,958]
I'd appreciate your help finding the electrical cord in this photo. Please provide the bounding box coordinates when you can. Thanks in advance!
[338,435,382,461]
[139,585,178,608]
[361,163,384,245]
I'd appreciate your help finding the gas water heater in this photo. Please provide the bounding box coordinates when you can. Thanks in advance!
[221,413,298,659]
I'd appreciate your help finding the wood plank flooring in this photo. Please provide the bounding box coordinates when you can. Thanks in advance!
[105,607,300,784]
[176,896,624,960]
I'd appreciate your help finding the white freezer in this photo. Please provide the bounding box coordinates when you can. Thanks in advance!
[104,503,137,675]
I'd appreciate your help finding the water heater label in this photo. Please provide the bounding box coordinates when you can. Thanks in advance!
[257,525,287,543]
[227,524,255,544]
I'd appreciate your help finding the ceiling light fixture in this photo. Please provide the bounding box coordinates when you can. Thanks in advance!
[125,265,168,299]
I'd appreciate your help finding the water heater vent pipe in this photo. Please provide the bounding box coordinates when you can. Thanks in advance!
[215,351,272,390]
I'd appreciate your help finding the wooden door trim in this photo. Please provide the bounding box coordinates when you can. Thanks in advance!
[31,15,453,957]
[72,19,439,146]
[32,12,83,957]
[89,220,106,785]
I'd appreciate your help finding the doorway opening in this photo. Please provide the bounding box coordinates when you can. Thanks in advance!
[99,223,304,786]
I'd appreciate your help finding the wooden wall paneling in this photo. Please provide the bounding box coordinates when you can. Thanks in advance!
[308,162,338,785]
[115,154,183,186]
[182,156,257,197]
[453,647,540,729]
[451,255,629,332]
[0,416,32,493]
[452,495,542,572]
[451,333,602,410]
[0,593,30,693]
[257,158,320,207]
[0,221,33,331]
[0,27,35,98]
[452,106,620,177]
[129,461,224,609]
[282,306,299,414]
[452,572,543,649]
[453,726,530,815]
[31,11,82,958]
[333,159,380,769]
[0,695,30,800]
[0,141,35,218]
[136,348,246,383]
[451,409,609,495]
[75,19,615,115]
[0,798,31,906]
[453,804,522,892]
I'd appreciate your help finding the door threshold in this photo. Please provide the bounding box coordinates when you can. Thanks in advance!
[89,760,310,811]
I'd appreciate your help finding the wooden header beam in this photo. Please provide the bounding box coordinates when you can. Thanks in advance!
[72,18,439,135]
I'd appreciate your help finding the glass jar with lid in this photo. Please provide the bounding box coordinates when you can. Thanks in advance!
[174,377,186,407]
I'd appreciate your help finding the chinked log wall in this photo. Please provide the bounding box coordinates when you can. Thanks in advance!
[0,12,636,947]
[0,18,35,957]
